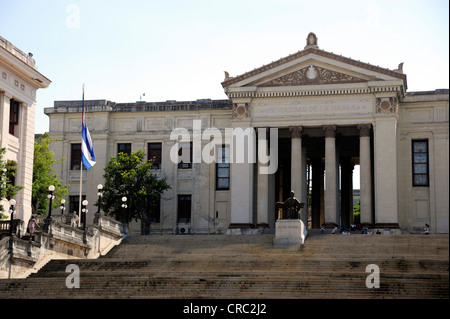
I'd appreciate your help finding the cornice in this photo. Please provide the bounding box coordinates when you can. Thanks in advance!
[0,46,51,89]
[225,84,403,99]
[221,47,407,90]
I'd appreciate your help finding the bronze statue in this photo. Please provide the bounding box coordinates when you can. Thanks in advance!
[276,191,305,219]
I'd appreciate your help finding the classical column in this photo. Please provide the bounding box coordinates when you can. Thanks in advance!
[0,92,14,149]
[373,117,399,226]
[229,122,254,231]
[257,128,269,228]
[323,125,338,225]
[289,126,303,201]
[358,124,372,225]
[19,101,35,222]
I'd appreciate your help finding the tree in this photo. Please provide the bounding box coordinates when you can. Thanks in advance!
[353,198,361,224]
[32,133,68,215]
[101,150,171,233]
[0,147,23,216]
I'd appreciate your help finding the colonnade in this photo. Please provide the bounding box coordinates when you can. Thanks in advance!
[230,123,375,230]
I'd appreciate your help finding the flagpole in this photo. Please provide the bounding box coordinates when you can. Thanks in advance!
[79,83,96,229]
[79,83,84,228]
[78,161,83,227]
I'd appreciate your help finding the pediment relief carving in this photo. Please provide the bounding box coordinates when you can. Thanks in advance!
[258,65,368,87]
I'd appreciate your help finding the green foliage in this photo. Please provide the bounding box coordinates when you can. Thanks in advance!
[32,133,68,215]
[353,198,361,224]
[0,147,23,213]
[101,150,171,224]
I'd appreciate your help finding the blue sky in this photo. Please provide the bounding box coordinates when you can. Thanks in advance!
[1,0,449,136]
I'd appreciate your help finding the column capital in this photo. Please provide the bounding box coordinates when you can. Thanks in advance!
[357,123,372,137]
[322,125,336,138]
[289,126,303,138]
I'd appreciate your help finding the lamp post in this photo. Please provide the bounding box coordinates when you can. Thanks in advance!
[60,199,66,215]
[8,199,16,253]
[121,196,128,237]
[97,184,103,217]
[95,184,103,224]
[43,185,55,233]
[47,185,55,218]
[82,200,88,231]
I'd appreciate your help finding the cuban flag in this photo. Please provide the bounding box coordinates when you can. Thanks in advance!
[81,86,96,170]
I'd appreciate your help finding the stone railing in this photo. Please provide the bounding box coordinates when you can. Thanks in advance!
[0,213,123,279]
[0,219,24,237]
[0,35,36,68]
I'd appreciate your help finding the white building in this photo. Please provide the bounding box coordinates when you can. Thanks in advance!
[0,36,51,223]
[45,33,448,234]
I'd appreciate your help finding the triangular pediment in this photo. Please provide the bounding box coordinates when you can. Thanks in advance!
[256,64,369,87]
[222,47,407,95]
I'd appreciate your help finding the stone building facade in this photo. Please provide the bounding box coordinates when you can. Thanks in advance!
[45,33,448,234]
[0,36,51,223]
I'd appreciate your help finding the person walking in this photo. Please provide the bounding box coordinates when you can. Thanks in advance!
[27,215,40,241]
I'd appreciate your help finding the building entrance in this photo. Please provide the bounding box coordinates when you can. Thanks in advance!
[272,125,372,229]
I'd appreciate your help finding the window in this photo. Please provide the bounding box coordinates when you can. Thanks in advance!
[148,143,162,169]
[216,145,230,190]
[118,143,132,155]
[412,140,429,186]
[9,99,20,136]
[70,144,83,170]
[178,142,192,169]
[177,195,191,223]
[148,195,161,223]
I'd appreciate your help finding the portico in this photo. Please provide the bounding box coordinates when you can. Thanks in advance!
[228,124,375,231]
[223,33,404,232]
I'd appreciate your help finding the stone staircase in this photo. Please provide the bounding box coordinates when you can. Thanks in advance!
[0,234,448,299]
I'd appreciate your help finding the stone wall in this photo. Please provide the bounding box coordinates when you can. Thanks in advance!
[398,90,449,233]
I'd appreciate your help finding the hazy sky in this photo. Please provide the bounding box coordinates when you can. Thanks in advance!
[1,0,448,134]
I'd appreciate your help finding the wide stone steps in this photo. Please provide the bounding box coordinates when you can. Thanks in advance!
[28,257,448,277]
[0,234,448,299]
[1,273,446,299]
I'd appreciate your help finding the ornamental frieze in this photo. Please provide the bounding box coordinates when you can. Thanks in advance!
[376,97,398,113]
[232,103,250,119]
[259,65,367,87]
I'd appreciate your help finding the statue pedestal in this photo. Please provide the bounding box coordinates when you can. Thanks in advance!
[273,219,307,246]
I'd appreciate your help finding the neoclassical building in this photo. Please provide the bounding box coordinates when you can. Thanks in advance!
[0,36,51,223]
[46,33,449,234]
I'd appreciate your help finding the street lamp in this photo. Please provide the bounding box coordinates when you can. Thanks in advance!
[8,199,16,253]
[97,184,103,216]
[47,185,55,218]
[60,199,66,214]
[43,185,55,233]
[121,196,128,221]
[82,200,88,231]
[8,199,16,236]
[121,196,128,237]
[94,184,103,225]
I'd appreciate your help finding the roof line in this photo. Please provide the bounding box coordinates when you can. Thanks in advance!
[221,47,407,88]
[0,45,51,85]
